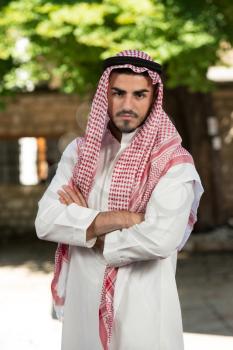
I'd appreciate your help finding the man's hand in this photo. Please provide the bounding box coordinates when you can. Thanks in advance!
[58,185,105,251]
[93,237,105,253]
[57,185,87,207]
[86,210,145,240]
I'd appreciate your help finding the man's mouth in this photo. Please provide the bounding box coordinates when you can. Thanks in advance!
[117,111,138,120]
[119,114,134,120]
[116,110,138,120]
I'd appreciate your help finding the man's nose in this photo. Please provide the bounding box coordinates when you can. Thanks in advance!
[122,94,134,110]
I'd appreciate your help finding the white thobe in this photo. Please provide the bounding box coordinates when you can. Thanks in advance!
[35,129,203,350]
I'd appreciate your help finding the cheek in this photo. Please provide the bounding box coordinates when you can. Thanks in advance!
[138,99,153,115]
[107,97,114,115]
[109,99,120,116]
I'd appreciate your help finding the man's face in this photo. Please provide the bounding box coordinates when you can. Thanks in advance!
[107,72,155,133]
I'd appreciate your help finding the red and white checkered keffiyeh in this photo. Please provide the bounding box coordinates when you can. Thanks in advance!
[51,50,196,349]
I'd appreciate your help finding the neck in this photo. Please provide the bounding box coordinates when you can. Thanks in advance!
[108,120,122,142]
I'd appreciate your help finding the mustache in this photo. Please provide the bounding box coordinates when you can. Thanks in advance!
[116,110,138,118]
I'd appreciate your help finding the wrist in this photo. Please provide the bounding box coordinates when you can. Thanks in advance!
[86,215,99,241]
[118,210,131,229]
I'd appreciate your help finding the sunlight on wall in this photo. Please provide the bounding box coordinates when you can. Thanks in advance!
[207,66,233,82]
[19,137,38,185]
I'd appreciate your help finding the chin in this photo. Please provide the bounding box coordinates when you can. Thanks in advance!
[115,121,138,134]
[116,123,137,133]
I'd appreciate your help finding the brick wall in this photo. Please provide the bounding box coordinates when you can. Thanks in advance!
[0,88,233,238]
[0,185,45,239]
[0,92,89,239]
[0,92,90,137]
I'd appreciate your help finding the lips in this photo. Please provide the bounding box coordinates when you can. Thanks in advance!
[120,115,133,120]
[119,114,134,120]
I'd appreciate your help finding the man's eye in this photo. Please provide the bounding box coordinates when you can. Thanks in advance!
[112,91,123,96]
[135,93,146,98]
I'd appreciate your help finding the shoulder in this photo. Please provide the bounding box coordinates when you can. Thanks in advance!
[163,163,200,182]
[155,162,201,192]
[61,137,84,164]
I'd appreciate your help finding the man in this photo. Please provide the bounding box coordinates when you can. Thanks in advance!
[35,50,203,350]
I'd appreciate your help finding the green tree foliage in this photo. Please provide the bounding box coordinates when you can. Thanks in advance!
[0,0,232,94]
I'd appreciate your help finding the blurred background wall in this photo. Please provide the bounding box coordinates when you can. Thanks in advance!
[0,82,233,237]
[0,0,233,239]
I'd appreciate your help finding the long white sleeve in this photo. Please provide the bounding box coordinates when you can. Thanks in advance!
[103,166,195,267]
[35,140,99,247]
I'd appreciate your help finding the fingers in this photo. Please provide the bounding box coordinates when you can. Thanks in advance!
[73,186,87,207]
[57,185,79,205]
[57,188,73,205]
[93,237,105,252]
[57,185,87,207]
[58,194,67,205]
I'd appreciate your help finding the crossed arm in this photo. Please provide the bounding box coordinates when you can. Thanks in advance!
[57,185,145,242]
[35,140,197,266]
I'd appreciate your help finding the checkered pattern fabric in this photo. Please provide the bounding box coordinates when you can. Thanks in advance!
[51,50,195,349]
[99,266,118,350]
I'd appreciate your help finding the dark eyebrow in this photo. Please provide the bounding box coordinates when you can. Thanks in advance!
[111,87,150,93]
[134,89,150,94]
[111,87,126,93]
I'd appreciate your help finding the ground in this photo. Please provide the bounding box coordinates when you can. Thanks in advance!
[0,237,233,350]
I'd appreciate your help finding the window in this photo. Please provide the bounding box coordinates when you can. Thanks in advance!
[0,137,60,185]
[19,137,39,185]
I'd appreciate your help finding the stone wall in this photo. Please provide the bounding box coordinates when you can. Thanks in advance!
[0,140,19,184]
[0,92,90,137]
[0,88,233,238]
[0,185,45,239]
[0,92,89,239]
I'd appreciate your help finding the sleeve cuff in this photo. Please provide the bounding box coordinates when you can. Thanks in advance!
[54,203,100,248]
[103,229,132,266]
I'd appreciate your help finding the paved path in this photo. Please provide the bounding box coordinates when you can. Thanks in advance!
[0,266,62,350]
[0,239,233,349]
[178,251,233,349]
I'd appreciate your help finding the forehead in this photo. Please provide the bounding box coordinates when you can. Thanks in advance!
[108,72,153,91]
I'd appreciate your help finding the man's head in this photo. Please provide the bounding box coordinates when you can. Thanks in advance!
[107,68,156,134]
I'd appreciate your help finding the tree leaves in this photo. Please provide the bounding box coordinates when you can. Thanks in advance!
[0,0,232,93]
